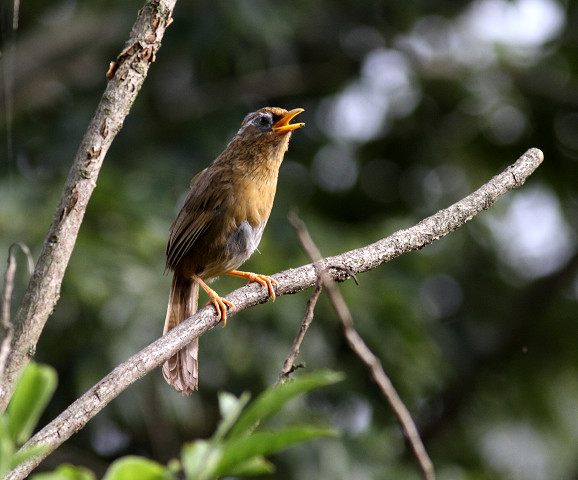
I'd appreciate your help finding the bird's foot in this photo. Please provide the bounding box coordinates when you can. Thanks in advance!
[194,275,236,326]
[227,270,278,300]
[206,293,236,327]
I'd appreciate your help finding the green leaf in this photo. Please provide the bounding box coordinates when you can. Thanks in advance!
[213,391,251,442]
[102,456,170,480]
[7,363,57,445]
[223,455,275,476]
[0,429,15,477]
[181,440,222,480]
[217,425,337,476]
[228,370,344,440]
[180,371,343,479]
[11,444,50,471]
[166,458,181,476]
[29,463,96,480]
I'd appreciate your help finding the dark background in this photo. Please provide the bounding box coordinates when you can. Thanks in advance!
[1,1,578,479]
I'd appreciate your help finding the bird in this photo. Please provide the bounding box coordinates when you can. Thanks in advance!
[163,107,305,395]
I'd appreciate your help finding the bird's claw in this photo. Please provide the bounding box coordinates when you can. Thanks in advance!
[206,295,236,327]
[227,270,278,300]
[245,273,278,300]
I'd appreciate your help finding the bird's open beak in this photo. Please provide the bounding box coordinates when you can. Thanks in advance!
[273,108,305,134]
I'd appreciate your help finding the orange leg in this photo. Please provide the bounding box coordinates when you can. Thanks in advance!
[194,275,236,326]
[226,270,278,300]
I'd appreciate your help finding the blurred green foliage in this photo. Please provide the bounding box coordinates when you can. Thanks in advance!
[3,364,338,479]
[1,0,578,479]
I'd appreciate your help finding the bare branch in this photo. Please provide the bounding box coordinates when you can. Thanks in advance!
[0,0,178,412]
[290,213,435,480]
[277,283,322,385]
[6,148,543,479]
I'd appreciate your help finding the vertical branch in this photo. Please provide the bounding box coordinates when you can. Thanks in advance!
[0,0,178,412]
[0,244,32,377]
[290,213,436,480]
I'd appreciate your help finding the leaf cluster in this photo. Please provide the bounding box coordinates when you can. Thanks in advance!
[3,365,341,480]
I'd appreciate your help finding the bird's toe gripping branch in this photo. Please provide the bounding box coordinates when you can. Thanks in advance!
[194,275,236,326]
[227,270,278,300]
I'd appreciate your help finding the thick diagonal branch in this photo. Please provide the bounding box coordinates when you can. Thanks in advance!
[6,148,543,479]
[0,0,178,412]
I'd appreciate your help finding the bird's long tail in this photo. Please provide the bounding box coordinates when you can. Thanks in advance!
[162,274,199,395]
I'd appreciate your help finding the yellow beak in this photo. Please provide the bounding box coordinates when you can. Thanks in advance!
[272,108,305,134]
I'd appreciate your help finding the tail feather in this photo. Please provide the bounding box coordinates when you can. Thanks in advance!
[162,274,199,395]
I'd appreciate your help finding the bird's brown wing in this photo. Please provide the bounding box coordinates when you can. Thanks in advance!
[166,210,212,270]
[166,168,229,270]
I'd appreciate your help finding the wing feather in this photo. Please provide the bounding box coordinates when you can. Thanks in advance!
[165,167,229,270]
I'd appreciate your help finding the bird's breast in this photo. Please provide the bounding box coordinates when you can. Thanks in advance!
[225,219,266,265]
[229,171,277,225]
[221,174,274,268]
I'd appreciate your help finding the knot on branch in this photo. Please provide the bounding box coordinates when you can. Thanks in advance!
[106,2,174,81]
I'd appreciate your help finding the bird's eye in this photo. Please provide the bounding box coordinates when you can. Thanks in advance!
[255,113,272,130]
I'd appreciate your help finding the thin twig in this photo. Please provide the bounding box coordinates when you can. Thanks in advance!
[1,249,18,377]
[289,213,436,480]
[0,243,33,382]
[6,148,543,479]
[277,282,322,385]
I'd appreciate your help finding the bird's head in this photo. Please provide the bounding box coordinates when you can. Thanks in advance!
[236,107,305,146]
[213,107,304,177]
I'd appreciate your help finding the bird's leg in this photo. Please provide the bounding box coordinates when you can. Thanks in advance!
[226,270,278,300]
[193,275,236,326]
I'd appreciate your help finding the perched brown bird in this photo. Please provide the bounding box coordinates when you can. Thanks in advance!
[163,107,305,394]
